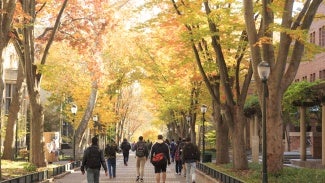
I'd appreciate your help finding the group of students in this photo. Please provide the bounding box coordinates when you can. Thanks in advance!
[80,134,200,183]
[168,137,201,183]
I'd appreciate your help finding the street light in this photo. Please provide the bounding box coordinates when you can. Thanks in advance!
[257,61,270,183]
[71,104,78,161]
[200,104,208,162]
[93,114,98,136]
[186,115,191,138]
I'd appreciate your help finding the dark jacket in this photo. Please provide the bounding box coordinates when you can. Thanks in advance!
[150,140,171,164]
[105,143,119,159]
[120,140,131,153]
[81,145,107,172]
[181,142,200,163]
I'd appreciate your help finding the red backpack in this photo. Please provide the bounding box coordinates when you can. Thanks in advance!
[174,147,181,161]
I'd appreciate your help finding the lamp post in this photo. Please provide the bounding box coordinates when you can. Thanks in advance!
[186,115,191,124]
[93,114,98,136]
[186,115,191,138]
[71,104,78,161]
[257,61,270,183]
[15,119,18,159]
[200,104,208,162]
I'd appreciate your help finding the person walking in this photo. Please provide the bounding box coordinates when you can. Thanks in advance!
[120,138,131,166]
[132,136,149,182]
[150,134,171,183]
[104,141,119,179]
[182,137,200,183]
[177,138,186,177]
[170,139,176,162]
[174,142,182,175]
[81,136,108,183]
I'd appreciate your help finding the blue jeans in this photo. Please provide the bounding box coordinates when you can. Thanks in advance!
[175,160,182,174]
[107,158,116,177]
[185,162,196,183]
[86,168,100,183]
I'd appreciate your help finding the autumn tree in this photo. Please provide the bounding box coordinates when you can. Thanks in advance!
[128,4,204,144]
[166,0,252,169]
[0,0,17,162]
[9,0,69,167]
[244,0,323,173]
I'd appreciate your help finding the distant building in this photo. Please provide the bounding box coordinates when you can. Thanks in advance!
[294,3,325,82]
[2,43,28,150]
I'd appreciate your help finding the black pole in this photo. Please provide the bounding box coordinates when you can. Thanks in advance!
[73,116,76,161]
[202,113,205,162]
[15,120,18,159]
[73,129,76,161]
[262,79,268,183]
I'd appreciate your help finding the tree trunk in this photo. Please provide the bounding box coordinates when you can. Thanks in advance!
[0,0,16,163]
[213,101,229,164]
[228,106,248,169]
[75,83,97,158]
[266,91,283,172]
[3,62,24,160]
[29,95,46,167]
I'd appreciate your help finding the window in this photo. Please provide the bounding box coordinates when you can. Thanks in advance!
[319,26,325,47]
[310,31,315,44]
[320,70,325,80]
[310,73,316,82]
[5,83,16,114]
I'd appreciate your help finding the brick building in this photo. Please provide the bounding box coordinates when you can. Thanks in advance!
[294,3,325,82]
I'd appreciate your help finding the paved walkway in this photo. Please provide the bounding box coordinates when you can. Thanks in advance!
[53,152,186,183]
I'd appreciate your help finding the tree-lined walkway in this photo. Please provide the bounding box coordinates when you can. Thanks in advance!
[54,152,186,183]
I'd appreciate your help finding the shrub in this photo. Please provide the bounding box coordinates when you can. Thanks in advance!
[23,163,37,172]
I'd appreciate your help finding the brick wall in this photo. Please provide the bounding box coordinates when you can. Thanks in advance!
[294,4,325,82]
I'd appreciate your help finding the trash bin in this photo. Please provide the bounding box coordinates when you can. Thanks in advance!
[203,153,212,162]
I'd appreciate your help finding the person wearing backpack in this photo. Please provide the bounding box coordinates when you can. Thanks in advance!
[120,138,131,166]
[181,137,200,183]
[174,143,182,175]
[150,134,171,183]
[104,141,119,179]
[81,136,108,183]
[132,136,149,182]
[170,139,176,162]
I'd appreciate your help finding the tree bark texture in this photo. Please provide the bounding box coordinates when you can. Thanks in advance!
[229,106,248,169]
[75,83,98,157]
[213,101,229,164]
[3,62,25,160]
[0,0,17,161]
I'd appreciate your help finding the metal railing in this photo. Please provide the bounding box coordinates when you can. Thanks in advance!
[1,161,81,183]
[197,163,244,183]
[1,171,48,183]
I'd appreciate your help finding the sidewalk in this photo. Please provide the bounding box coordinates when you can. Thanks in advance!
[53,152,186,183]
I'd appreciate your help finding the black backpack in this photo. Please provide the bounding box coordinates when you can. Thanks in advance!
[183,143,198,160]
[86,146,101,169]
[136,142,146,157]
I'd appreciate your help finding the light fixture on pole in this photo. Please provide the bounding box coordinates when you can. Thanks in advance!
[257,61,270,183]
[186,115,191,137]
[200,104,208,162]
[71,104,78,161]
[186,115,191,123]
[93,114,98,136]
